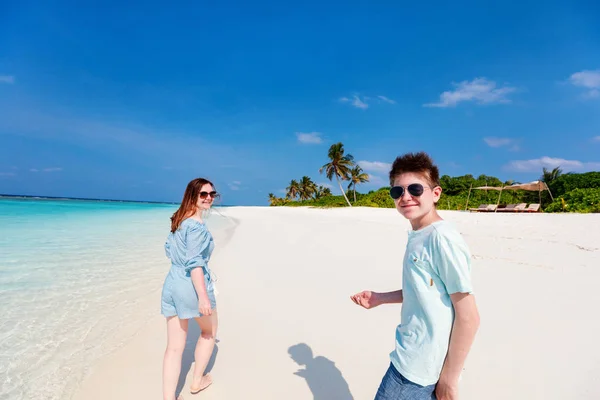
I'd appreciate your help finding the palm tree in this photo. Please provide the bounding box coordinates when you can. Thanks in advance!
[298,176,317,201]
[268,193,277,206]
[314,185,332,199]
[347,165,370,203]
[541,167,562,183]
[319,142,354,207]
[286,179,301,200]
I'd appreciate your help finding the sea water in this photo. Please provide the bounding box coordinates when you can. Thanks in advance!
[0,198,229,400]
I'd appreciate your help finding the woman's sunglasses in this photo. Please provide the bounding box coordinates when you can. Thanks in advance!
[389,184,428,199]
[199,191,219,199]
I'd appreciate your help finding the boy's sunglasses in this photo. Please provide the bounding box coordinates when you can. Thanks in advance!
[199,191,218,199]
[389,184,427,199]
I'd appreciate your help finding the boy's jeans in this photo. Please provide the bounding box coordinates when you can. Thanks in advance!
[374,363,436,400]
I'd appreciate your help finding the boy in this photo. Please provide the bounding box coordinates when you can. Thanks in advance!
[351,152,480,400]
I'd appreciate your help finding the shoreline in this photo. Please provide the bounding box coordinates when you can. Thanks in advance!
[72,207,600,400]
[69,210,239,400]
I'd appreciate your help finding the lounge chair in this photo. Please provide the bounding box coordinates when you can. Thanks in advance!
[524,203,541,212]
[497,204,517,212]
[469,204,489,212]
[513,203,527,212]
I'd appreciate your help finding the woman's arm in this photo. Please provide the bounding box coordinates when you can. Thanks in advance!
[185,224,213,316]
[190,268,212,315]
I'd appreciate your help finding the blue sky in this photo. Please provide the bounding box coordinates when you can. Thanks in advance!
[1,1,599,205]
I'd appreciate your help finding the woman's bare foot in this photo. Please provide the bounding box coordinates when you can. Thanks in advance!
[190,374,213,394]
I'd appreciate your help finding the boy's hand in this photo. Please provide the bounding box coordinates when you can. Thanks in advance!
[350,291,381,309]
[435,378,458,400]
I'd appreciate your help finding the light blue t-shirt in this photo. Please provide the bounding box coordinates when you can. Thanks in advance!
[390,220,474,386]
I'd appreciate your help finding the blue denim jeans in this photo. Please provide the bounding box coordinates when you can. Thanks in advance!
[374,363,436,400]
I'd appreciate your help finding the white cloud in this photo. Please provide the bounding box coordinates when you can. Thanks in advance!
[0,75,15,84]
[296,131,323,144]
[339,94,395,109]
[358,160,392,174]
[377,95,396,104]
[232,180,242,185]
[366,175,387,186]
[504,156,600,172]
[228,181,241,191]
[424,78,517,108]
[568,70,600,98]
[30,167,62,173]
[483,137,520,151]
[592,136,600,142]
[587,90,600,98]
[340,95,369,109]
[0,172,16,176]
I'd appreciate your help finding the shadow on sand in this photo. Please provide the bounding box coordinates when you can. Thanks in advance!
[288,343,354,400]
[175,319,219,397]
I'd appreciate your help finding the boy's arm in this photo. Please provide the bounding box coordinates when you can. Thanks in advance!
[351,290,403,309]
[437,292,480,394]
[376,290,404,305]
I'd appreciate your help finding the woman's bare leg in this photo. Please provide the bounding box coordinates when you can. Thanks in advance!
[163,316,189,400]
[190,310,218,393]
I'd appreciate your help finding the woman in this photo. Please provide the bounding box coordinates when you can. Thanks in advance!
[161,178,219,400]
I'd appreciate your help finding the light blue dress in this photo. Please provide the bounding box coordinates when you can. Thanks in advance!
[161,218,217,319]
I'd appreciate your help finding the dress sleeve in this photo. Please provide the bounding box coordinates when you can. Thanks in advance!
[164,240,171,259]
[431,230,474,295]
[184,223,211,274]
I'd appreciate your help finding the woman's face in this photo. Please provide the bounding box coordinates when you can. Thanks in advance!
[196,183,217,210]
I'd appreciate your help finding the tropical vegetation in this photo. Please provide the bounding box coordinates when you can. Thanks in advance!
[268,143,600,213]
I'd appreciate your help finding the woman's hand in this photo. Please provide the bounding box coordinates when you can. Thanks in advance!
[350,290,381,309]
[198,299,212,316]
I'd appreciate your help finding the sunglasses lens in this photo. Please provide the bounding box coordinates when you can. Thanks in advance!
[390,184,425,199]
[408,184,424,196]
[389,186,404,199]
[199,191,218,199]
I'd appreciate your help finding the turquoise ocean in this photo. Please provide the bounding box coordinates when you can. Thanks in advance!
[0,198,229,400]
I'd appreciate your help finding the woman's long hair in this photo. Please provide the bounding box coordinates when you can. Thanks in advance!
[170,178,215,233]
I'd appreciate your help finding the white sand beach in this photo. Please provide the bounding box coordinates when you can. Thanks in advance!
[73,207,600,400]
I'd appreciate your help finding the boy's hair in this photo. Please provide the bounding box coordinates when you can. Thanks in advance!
[389,151,440,187]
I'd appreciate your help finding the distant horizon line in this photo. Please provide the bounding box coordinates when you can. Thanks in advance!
[0,193,239,207]
[0,193,185,205]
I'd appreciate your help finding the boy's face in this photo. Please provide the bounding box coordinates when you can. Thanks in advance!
[392,172,442,221]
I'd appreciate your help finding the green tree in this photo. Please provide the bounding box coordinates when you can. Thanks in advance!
[541,167,563,183]
[314,185,332,199]
[547,171,599,198]
[298,176,317,201]
[347,165,370,203]
[319,142,354,207]
[286,179,301,200]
